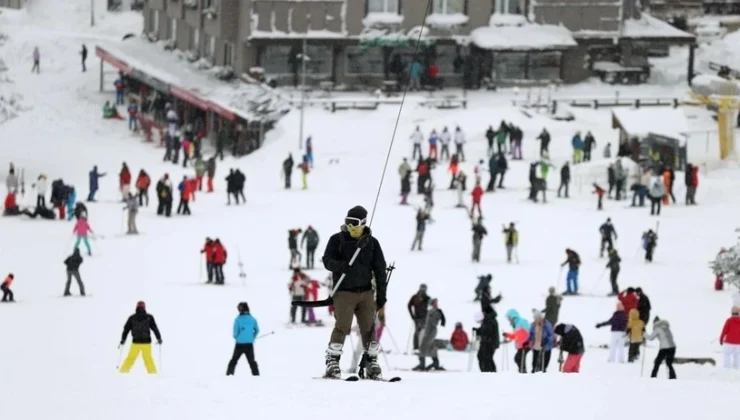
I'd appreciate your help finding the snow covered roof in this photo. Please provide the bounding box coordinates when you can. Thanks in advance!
[249,29,347,39]
[612,108,689,140]
[470,22,577,51]
[95,37,289,122]
[622,13,695,40]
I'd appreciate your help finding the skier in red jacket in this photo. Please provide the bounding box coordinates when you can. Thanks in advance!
[119,163,132,201]
[618,287,639,315]
[212,239,227,285]
[201,238,216,284]
[471,182,484,219]
[720,307,740,369]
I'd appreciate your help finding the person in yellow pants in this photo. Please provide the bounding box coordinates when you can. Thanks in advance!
[119,301,163,374]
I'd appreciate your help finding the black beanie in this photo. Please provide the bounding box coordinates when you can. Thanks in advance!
[347,205,368,220]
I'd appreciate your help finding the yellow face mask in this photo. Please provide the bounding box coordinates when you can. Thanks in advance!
[347,225,364,239]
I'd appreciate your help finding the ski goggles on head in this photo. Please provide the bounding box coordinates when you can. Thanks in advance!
[345,217,367,227]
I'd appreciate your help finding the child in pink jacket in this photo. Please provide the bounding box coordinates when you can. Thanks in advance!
[73,217,94,256]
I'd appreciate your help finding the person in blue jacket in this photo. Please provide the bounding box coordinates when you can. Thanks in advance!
[527,310,555,373]
[66,187,77,221]
[226,301,260,376]
[87,166,106,202]
[409,60,423,91]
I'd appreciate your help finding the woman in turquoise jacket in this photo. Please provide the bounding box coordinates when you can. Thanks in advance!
[66,187,77,221]
[226,302,260,376]
[503,309,531,373]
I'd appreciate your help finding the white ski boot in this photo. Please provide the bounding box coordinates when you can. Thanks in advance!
[362,342,382,380]
[324,343,343,379]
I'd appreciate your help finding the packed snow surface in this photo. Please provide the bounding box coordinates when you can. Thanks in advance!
[1,2,740,419]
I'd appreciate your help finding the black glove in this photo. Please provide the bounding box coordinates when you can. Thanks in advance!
[376,291,387,309]
[357,234,371,249]
[338,262,352,274]
[157,339,163,345]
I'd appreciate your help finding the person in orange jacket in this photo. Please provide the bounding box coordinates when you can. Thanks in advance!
[212,239,227,285]
[136,170,151,207]
[470,181,484,219]
[1,273,14,302]
[450,322,470,351]
[176,176,193,215]
[187,177,198,203]
[503,309,531,373]
[201,237,216,284]
[662,169,671,205]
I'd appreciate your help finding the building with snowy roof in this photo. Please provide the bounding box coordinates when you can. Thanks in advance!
[140,0,696,88]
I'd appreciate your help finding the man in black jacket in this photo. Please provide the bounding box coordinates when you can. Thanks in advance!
[301,226,320,269]
[636,287,651,325]
[63,248,85,296]
[554,323,584,373]
[408,284,430,350]
[474,305,500,372]
[322,205,387,379]
[119,301,162,374]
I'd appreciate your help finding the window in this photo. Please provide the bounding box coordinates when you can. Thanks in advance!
[432,0,464,14]
[528,51,562,81]
[492,52,527,81]
[207,35,216,62]
[367,0,399,13]
[260,45,296,75]
[223,42,234,67]
[434,45,458,75]
[190,27,200,51]
[150,9,160,33]
[169,18,177,42]
[204,0,213,8]
[494,0,522,14]
[301,45,332,76]
[345,46,384,75]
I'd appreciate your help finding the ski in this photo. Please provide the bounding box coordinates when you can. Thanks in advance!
[313,376,360,381]
[394,368,457,373]
[360,376,402,382]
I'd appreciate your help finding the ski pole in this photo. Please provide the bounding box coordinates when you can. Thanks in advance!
[467,330,477,372]
[257,331,275,339]
[640,340,647,377]
[589,268,607,294]
[159,343,163,373]
[199,253,204,282]
[405,325,412,355]
[116,344,125,370]
[384,326,402,354]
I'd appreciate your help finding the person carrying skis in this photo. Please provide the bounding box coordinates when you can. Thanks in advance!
[474,304,500,372]
[119,163,131,202]
[119,301,162,374]
[63,248,85,297]
[212,239,227,285]
[288,228,302,269]
[554,323,584,373]
[415,298,446,371]
[87,166,105,202]
[301,226,320,269]
[561,248,581,295]
[471,217,487,263]
[226,302,260,376]
[1,274,14,302]
[558,162,570,198]
[410,126,423,160]
[135,170,150,206]
[72,216,94,256]
[201,238,216,283]
[502,222,518,263]
[321,205,388,379]
[503,309,531,373]
[599,218,617,257]
[593,183,606,210]
[720,307,740,369]
[596,301,628,363]
[642,229,658,262]
[282,154,294,189]
[410,209,431,251]
[606,248,621,296]
[123,192,139,234]
[646,316,676,379]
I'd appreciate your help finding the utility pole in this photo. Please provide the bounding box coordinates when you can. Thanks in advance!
[298,37,308,151]
[91,0,95,27]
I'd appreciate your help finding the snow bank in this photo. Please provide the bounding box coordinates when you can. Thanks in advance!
[622,13,694,39]
[470,22,576,50]
[697,29,740,72]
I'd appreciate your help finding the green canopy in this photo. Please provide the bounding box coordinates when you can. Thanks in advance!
[358,36,435,49]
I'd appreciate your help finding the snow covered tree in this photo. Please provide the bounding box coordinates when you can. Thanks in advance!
[710,246,740,290]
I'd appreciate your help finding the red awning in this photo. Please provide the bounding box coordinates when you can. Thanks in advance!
[208,101,236,121]
[170,86,210,111]
[95,47,132,74]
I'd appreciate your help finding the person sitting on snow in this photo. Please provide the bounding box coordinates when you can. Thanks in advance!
[103,101,123,120]
[3,191,21,216]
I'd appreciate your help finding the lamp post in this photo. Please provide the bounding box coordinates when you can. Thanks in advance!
[298,37,309,151]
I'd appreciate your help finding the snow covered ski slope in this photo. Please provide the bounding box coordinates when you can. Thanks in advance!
[1,2,740,420]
